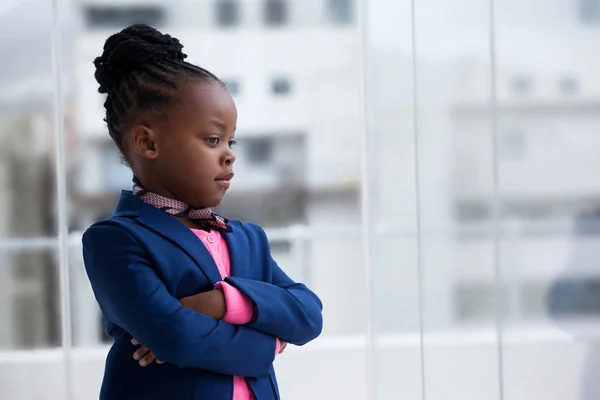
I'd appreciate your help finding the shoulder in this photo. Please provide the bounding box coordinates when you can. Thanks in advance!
[229,220,266,235]
[82,216,141,248]
[228,220,270,248]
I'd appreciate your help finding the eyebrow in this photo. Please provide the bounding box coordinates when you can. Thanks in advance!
[209,120,236,134]
[209,120,226,130]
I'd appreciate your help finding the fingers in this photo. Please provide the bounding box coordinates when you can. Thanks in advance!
[131,338,139,345]
[133,346,150,361]
[131,339,160,367]
[139,351,157,367]
[133,346,157,367]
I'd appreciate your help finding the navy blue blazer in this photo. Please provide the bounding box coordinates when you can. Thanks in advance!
[82,191,323,400]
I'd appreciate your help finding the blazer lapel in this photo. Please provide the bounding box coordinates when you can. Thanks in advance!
[222,226,250,280]
[116,191,223,285]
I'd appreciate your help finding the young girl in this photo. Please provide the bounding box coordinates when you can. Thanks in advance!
[83,24,323,400]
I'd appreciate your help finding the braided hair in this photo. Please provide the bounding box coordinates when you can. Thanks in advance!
[93,24,223,164]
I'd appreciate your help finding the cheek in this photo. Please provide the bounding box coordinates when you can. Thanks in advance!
[161,138,197,164]
[189,150,220,177]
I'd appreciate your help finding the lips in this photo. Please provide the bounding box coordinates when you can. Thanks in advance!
[215,171,234,181]
[215,172,234,189]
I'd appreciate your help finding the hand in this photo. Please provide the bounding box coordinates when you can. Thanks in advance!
[131,338,163,367]
[179,289,226,320]
[279,341,287,354]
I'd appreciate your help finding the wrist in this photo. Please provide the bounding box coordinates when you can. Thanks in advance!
[208,290,226,320]
[215,281,255,325]
[179,295,197,310]
[179,291,226,319]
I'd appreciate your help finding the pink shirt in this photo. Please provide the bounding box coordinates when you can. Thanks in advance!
[191,229,281,400]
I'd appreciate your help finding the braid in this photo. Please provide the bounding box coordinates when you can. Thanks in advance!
[93,24,223,163]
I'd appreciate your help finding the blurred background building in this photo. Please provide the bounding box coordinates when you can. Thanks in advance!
[0,0,600,399]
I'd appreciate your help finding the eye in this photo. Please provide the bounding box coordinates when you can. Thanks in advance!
[206,137,219,145]
[228,140,237,149]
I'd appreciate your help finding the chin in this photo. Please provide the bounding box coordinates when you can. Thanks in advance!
[205,195,225,209]
[187,190,226,209]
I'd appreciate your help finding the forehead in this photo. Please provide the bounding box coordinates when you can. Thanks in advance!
[170,80,237,129]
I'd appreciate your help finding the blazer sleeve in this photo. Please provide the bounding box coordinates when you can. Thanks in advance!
[225,224,323,346]
[82,223,276,377]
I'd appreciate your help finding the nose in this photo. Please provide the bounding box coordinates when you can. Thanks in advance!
[223,148,236,166]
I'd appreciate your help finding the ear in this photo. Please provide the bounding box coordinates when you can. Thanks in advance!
[130,125,159,160]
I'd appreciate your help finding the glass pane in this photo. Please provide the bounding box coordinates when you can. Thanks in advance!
[495,2,600,399]
[0,2,57,239]
[0,0,70,398]
[56,0,600,399]
[366,0,424,398]
[69,235,105,348]
[412,0,502,399]
[278,236,367,399]
[308,237,365,335]
[0,247,60,349]
[0,247,63,398]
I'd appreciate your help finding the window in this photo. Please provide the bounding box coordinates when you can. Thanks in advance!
[223,80,240,95]
[546,278,600,318]
[454,202,489,222]
[216,0,240,27]
[559,75,579,95]
[328,0,353,24]
[246,137,274,165]
[510,74,532,95]
[84,6,167,29]
[580,0,600,22]
[264,0,288,26]
[271,78,292,95]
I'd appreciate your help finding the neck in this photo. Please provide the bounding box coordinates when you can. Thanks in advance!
[132,176,232,233]
[134,175,184,204]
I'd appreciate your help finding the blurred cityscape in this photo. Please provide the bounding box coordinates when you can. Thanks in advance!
[0,0,600,399]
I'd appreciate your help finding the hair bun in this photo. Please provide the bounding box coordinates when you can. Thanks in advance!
[94,24,188,94]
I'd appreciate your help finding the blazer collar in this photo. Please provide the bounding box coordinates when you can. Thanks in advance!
[113,191,225,284]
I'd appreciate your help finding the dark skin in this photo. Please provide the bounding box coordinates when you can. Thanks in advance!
[125,80,286,366]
